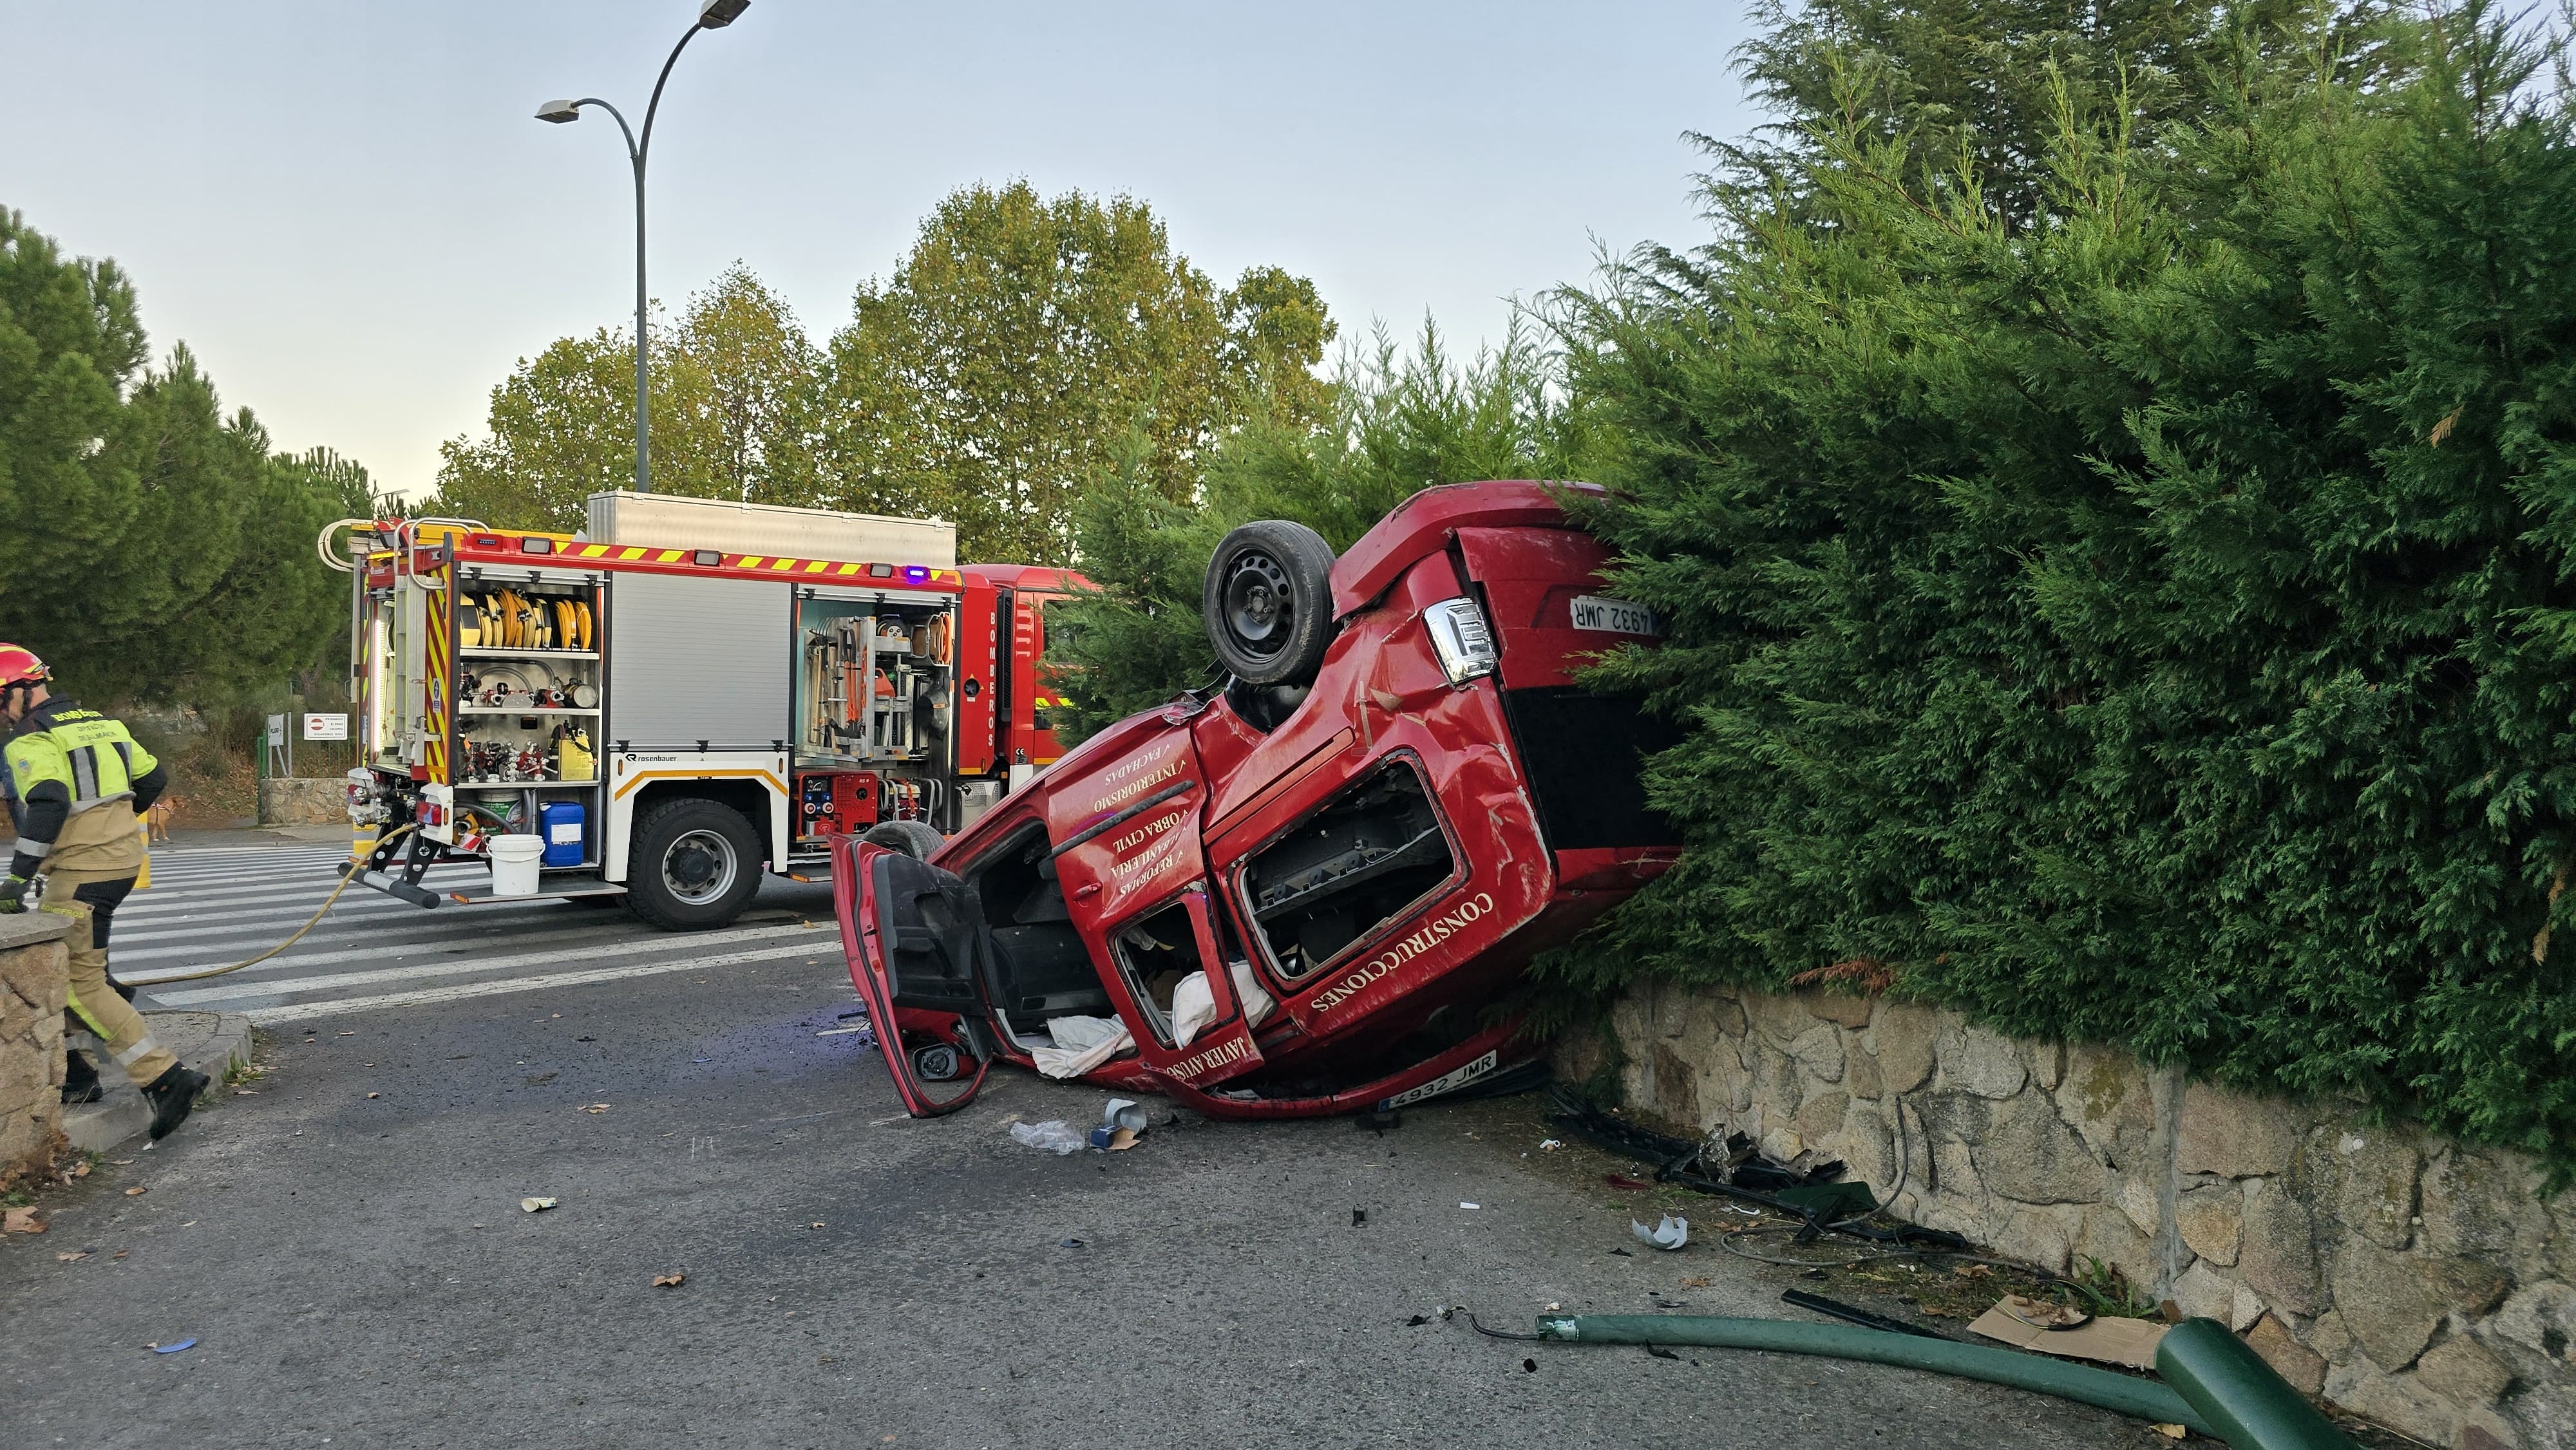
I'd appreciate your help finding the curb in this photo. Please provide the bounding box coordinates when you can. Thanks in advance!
[63,1011,256,1154]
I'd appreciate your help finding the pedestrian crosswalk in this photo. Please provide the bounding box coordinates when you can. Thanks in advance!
[65,843,848,1024]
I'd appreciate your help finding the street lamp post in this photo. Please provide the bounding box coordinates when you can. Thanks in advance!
[537,0,750,495]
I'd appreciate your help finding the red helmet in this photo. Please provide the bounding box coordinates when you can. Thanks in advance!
[0,645,44,690]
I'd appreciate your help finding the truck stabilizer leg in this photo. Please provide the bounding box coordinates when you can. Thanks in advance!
[339,859,442,909]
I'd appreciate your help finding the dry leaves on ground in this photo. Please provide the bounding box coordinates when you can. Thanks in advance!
[5,1207,46,1234]
[653,1274,685,1288]
[122,1187,146,1198]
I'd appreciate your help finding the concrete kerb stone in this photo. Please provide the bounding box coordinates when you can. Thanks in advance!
[62,1010,255,1154]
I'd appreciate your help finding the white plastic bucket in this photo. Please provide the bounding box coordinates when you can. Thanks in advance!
[488,834,545,898]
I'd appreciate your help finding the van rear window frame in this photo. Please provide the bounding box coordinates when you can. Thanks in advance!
[1226,749,1466,986]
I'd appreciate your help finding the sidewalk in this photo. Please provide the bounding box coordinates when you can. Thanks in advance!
[62,1010,254,1153]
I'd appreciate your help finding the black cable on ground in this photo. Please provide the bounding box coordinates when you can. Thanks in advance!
[1465,1313,1544,1341]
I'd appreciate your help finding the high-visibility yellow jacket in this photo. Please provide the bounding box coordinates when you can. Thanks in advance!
[5,697,164,878]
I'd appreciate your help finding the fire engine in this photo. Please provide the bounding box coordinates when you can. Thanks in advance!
[325,491,1084,928]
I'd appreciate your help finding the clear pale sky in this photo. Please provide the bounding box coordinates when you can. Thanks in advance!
[1,3,1762,498]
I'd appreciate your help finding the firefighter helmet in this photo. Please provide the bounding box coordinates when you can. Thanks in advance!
[0,645,45,690]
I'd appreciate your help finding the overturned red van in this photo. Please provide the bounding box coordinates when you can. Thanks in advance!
[834,480,1681,1118]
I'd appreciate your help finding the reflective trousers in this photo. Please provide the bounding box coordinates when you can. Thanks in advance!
[41,866,176,1087]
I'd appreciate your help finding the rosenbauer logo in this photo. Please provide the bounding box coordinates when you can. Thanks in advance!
[1305,891,1495,1013]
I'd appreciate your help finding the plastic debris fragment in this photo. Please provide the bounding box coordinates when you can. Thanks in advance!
[1009,1120,1085,1154]
[1632,1214,1689,1250]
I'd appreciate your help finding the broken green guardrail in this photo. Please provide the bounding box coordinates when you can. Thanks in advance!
[1526,1313,2357,1450]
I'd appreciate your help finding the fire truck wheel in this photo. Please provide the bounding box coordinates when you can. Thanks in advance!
[626,797,762,930]
[1204,520,1336,687]
[860,820,945,861]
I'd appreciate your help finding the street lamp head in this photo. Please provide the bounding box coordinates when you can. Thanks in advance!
[535,99,583,124]
[698,0,749,28]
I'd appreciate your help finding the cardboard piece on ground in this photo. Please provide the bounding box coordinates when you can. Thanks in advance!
[1968,1297,2168,1371]
[1106,1128,1141,1151]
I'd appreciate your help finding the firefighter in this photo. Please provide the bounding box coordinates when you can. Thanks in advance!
[0,645,207,1139]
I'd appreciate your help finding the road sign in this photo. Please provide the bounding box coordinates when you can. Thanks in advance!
[302,713,349,741]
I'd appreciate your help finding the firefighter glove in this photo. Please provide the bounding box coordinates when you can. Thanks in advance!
[0,874,27,913]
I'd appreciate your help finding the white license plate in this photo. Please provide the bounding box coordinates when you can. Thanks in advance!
[1569,595,1660,636]
[1377,1050,1499,1111]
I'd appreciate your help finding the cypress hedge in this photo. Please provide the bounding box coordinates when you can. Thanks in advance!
[1554,15,2576,1172]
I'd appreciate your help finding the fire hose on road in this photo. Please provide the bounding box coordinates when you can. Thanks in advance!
[125,825,415,986]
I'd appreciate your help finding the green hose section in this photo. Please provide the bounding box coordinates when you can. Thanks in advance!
[2156,1318,2358,1449]
[1533,1315,2214,1438]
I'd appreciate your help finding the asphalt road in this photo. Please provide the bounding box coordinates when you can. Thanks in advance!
[2,851,2156,1449]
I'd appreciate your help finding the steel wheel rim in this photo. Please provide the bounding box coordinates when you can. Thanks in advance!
[1223,551,1294,659]
[663,827,738,907]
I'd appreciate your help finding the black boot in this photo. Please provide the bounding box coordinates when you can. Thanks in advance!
[142,1063,209,1140]
[61,1050,102,1106]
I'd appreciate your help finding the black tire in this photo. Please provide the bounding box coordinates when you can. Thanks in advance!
[625,796,762,930]
[861,819,946,861]
[1204,520,1336,686]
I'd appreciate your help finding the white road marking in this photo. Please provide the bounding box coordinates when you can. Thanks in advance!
[245,946,835,1024]
[137,919,824,999]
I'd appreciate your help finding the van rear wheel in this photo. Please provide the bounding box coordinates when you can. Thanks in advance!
[627,797,761,930]
[1205,520,1336,687]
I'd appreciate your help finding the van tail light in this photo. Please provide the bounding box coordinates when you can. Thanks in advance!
[1423,598,1499,685]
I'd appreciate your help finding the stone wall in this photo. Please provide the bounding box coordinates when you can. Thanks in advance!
[258,777,346,825]
[1581,981,2575,1449]
[0,913,72,1190]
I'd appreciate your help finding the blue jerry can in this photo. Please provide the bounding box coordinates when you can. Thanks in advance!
[538,800,586,867]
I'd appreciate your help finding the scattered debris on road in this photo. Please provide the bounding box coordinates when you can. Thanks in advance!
[578,1103,610,1115]
[5,1207,45,1233]
[1782,1289,1949,1340]
[122,1187,146,1198]
[1633,1215,1689,1251]
[1967,1295,2166,1371]
[520,1196,558,1213]
[1008,1120,1084,1154]
[149,1338,195,1353]
[652,1273,685,1288]
[55,1250,88,1261]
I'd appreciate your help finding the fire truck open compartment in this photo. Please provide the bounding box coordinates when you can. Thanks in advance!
[793,590,958,834]
[452,569,605,866]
